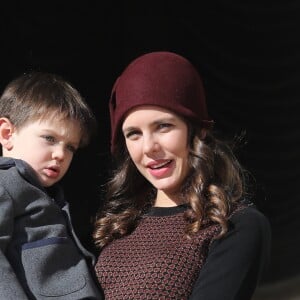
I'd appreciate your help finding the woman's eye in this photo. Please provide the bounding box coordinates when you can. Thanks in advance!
[158,123,173,131]
[125,130,140,139]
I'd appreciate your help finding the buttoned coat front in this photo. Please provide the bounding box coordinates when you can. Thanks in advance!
[0,157,102,300]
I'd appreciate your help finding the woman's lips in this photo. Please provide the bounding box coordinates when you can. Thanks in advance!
[147,160,173,177]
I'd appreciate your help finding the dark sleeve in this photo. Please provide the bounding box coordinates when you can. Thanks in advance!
[189,206,271,300]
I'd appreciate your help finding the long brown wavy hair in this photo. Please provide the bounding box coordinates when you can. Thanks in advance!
[93,122,248,249]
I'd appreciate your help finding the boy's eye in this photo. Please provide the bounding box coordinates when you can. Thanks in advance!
[66,144,77,153]
[42,135,55,143]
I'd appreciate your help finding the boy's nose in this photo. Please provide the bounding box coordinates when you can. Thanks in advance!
[52,146,65,161]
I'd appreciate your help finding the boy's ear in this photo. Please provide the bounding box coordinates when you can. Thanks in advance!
[0,117,15,150]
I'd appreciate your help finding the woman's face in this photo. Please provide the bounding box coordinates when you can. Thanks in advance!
[122,105,190,204]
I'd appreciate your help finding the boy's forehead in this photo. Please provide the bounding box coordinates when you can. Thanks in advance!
[35,111,77,127]
[38,109,70,121]
[38,113,80,128]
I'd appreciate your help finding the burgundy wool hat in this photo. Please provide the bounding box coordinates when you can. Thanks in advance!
[109,51,214,154]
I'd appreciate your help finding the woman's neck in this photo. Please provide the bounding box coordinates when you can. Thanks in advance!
[154,190,185,207]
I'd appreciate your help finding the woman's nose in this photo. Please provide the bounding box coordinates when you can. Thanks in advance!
[142,135,160,154]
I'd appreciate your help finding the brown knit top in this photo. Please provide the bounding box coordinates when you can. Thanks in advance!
[95,205,221,299]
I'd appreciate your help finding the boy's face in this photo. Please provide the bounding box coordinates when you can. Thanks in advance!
[5,116,82,187]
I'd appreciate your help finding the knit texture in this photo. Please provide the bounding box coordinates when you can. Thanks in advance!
[95,206,220,299]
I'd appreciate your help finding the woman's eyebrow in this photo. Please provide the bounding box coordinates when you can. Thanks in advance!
[152,117,176,124]
[122,116,177,132]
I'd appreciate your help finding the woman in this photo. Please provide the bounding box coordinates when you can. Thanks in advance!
[94,51,271,299]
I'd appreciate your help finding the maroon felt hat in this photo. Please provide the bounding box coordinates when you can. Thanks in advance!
[109,51,214,154]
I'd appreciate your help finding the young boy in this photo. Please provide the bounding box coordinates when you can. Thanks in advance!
[0,72,102,299]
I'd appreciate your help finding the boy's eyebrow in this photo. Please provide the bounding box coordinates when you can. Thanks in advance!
[40,128,80,145]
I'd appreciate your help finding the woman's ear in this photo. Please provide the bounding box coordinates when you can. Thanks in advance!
[200,128,207,140]
[0,117,15,151]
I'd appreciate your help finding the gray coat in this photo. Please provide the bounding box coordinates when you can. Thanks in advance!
[0,157,103,299]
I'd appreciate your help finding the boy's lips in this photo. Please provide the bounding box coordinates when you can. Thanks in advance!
[44,165,60,178]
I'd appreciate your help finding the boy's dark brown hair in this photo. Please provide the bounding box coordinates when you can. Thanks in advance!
[0,72,97,147]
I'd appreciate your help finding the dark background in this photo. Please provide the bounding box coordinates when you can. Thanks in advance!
[1,1,300,294]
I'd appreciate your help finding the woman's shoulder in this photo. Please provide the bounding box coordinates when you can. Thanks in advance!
[229,203,271,238]
[208,203,271,259]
